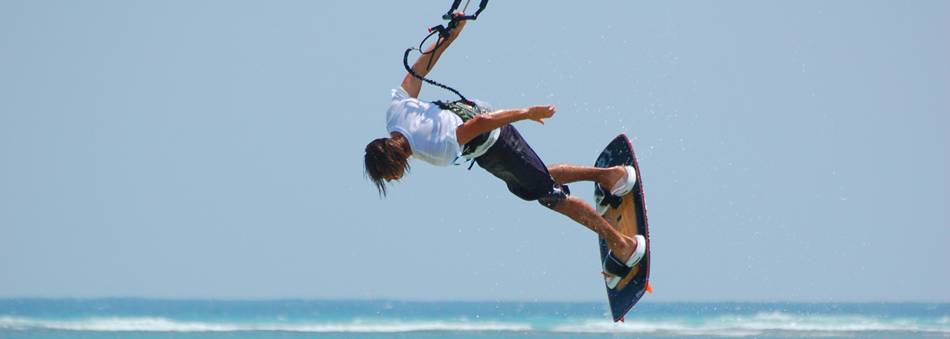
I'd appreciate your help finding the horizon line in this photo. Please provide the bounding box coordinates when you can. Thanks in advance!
[0,297,947,304]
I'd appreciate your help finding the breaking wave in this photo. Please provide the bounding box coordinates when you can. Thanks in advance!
[2,311,947,336]
[551,311,950,336]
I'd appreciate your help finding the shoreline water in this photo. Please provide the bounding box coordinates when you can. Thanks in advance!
[1,299,947,338]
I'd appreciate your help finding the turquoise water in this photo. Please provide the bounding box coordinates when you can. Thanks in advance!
[0,299,947,338]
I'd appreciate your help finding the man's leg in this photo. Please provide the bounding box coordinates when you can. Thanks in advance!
[472,125,639,263]
[548,164,626,188]
[550,195,638,263]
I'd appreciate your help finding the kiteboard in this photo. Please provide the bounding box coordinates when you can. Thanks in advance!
[594,134,652,322]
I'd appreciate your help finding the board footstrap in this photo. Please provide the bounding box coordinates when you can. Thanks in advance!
[603,252,632,278]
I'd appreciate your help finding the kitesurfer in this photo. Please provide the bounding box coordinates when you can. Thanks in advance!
[363,14,645,288]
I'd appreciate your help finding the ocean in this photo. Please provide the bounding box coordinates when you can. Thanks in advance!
[0,299,946,338]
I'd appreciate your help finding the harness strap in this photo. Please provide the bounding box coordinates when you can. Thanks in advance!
[434,100,500,166]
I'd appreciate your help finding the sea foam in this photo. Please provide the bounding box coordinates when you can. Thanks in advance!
[551,311,950,336]
[2,309,948,336]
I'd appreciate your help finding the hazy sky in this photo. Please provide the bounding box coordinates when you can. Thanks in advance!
[1,0,947,302]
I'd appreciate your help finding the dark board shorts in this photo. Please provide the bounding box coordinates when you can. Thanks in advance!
[474,125,569,207]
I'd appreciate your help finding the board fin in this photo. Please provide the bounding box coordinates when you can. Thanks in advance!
[646,281,654,294]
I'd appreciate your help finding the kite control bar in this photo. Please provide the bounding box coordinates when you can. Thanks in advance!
[428,0,489,40]
[442,0,488,21]
[405,0,489,104]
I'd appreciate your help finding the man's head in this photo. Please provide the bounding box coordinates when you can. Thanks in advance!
[364,133,411,196]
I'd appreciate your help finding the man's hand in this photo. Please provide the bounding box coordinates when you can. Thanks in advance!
[447,14,467,42]
[525,105,556,125]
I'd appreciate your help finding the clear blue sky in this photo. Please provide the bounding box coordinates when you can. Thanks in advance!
[1,0,947,302]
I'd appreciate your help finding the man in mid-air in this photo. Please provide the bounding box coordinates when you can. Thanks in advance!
[363,18,645,288]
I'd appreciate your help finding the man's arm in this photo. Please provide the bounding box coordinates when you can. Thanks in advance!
[401,20,467,99]
[456,105,556,145]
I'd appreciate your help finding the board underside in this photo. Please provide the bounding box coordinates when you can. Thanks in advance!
[594,134,651,322]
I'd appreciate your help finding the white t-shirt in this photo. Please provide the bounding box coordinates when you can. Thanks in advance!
[386,87,463,166]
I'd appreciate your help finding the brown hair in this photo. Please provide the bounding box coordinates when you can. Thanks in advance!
[364,135,411,196]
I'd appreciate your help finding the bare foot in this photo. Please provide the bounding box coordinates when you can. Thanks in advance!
[599,166,628,191]
[607,234,639,264]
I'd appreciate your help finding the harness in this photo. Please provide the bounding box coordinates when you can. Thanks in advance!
[433,100,500,168]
